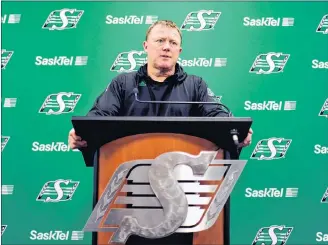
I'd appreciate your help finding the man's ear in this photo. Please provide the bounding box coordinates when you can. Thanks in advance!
[143,41,148,52]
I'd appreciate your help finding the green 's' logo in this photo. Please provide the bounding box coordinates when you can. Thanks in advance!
[110,50,147,72]
[36,179,79,202]
[1,49,14,69]
[316,14,328,34]
[42,9,84,30]
[251,137,292,160]
[321,188,328,203]
[252,225,293,245]
[1,225,7,235]
[180,10,221,31]
[319,99,328,118]
[250,52,289,74]
[39,92,81,115]
[1,136,10,151]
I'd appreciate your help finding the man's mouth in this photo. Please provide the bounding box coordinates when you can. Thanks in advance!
[160,55,171,58]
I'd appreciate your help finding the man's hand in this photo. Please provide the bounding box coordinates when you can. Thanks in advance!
[239,128,253,148]
[68,128,87,149]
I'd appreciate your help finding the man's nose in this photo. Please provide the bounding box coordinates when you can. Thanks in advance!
[162,41,171,50]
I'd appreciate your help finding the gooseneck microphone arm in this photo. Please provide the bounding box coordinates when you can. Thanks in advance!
[132,88,242,150]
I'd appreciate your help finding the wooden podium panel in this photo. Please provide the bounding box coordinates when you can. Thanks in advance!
[96,133,225,245]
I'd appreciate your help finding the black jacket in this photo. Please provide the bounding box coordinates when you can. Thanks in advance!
[87,63,230,117]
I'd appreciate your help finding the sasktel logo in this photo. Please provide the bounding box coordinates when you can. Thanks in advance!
[245,188,298,198]
[35,56,88,66]
[1,185,14,195]
[32,141,79,152]
[1,14,21,24]
[105,15,158,24]
[316,232,328,242]
[180,10,221,31]
[243,17,294,27]
[39,92,81,115]
[30,230,84,241]
[250,52,290,74]
[314,144,328,154]
[312,59,328,69]
[178,57,227,67]
[252,225,293,245]
[244,101,296,111]
[42,9,83,30]
[250,137,292,160]
[2,98,17,108]
[316,14,328,34]
[110,50,147,72]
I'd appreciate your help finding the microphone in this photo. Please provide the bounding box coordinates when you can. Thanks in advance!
[133,88,232,114]
[133,87,240,148]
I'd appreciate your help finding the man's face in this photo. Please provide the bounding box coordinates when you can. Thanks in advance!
[143,24,182,71]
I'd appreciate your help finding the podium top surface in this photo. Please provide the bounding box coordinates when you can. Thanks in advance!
[71,116,252,166]
[73,116,251,122]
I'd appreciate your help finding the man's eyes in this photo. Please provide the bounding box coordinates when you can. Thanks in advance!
[156,39,178,45]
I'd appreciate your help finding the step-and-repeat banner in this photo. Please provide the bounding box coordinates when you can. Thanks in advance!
[1,1,328,244]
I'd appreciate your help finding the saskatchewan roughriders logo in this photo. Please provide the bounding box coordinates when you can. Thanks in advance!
[180,10,221,31]
[1,49,14,69]
[251,137,292,160]
[83,151,247,244]
[110,50,147,72]
[39,92,81,115]
[316,14,328,34]
[1,225,7,236]
[250,52,290,74]
[36,179,79,202]
[321,188,328,203]
[42,8,84,30]
[252,225,293,245]
[1,136,10,151]
[207,88,222,102]
[319,99,328,117]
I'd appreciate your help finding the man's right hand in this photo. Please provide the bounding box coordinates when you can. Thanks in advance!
[68,128,87,149]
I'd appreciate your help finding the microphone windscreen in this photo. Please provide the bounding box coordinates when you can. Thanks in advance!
[133,88,139,94]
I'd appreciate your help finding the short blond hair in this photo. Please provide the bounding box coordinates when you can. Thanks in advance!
[145,20,183,45]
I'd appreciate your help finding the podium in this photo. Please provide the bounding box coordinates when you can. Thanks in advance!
[71,116,252,245]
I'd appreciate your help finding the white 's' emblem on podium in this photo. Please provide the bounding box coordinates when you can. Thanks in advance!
[83,151,247,244]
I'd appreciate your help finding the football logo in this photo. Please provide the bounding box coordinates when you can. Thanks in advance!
[83,151,247,243]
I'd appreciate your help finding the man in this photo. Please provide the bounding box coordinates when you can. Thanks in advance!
[69,20,252,150]
[69,20,253,245]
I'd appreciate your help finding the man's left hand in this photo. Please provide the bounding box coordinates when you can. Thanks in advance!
[239,128,253,148]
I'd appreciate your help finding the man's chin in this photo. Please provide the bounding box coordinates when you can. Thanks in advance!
[155,62,174,71]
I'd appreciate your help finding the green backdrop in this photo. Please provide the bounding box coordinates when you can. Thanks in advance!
[1,1,328,244]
